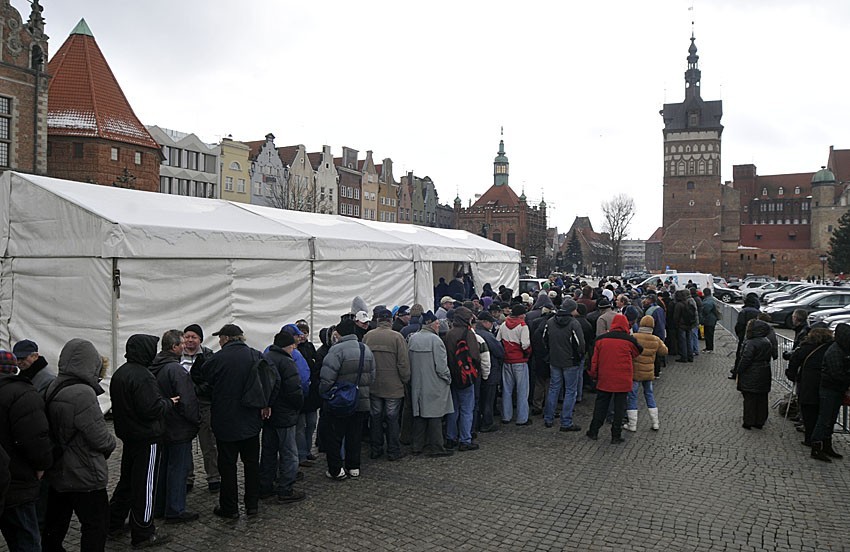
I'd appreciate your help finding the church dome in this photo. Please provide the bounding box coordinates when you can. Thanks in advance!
[812,166,836,186]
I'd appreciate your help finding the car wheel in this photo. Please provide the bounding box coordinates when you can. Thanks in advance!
[720,293,732,303]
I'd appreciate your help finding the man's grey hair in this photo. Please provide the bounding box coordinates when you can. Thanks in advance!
[161,329,184,351]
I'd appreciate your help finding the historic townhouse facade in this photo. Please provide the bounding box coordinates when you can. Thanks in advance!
[244,133,287,207]
[147,125,219,198]
[335,146,361,218]
[377,157,398,223]
[219,136,250,203]
[311,144,338,214]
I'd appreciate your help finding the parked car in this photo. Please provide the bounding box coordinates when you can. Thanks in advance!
[713,276,729,288]
[713,284,742,304]
[808,304,850,326]
[518,278,549,294]
[736,281,770,297]
[763,291,850,329]
[758,281,806,300]
[765,284,848,305]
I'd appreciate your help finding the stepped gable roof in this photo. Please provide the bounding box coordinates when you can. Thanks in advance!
[471,183,521,208]
[243,140,268,160]
[307,152,322,168]
[47,19,159,151]
[277,145,301,166]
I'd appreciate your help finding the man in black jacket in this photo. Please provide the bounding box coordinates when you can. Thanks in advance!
[475,312,504,433]
[0,350,52,551]
[203,324,270,519]
[544,300,586,431]
[108,334,175,548]
[151,330,200,524]
[259,331,304,503]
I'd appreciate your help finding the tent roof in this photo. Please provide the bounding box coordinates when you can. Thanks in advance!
[1,172,521,263]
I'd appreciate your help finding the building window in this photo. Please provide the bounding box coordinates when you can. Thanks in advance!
[0,96,10,167]
[689,200,695,206]
[225,176,234,191]
[507,233,516,248]
[688,160,695,174]
[687,181,695,190]
[492,232,502,244]
[698,160,705,175]
[794,186,800,194]
[111,147,119,161]
[237,178,245,193]
[354,188,360,200]
[707,160,714,175]
[135,151,142,165]
[778,187,784,196]
[762,188,768,196]
[160,176,172,194]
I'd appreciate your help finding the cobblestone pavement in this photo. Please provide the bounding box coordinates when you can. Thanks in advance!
[54,328,850,551]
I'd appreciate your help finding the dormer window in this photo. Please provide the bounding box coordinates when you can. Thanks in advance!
[794,186,800,194]
[762,188,768,196]
[778,187,784,196]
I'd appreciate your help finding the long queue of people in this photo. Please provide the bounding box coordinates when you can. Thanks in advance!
[0,272,795,551]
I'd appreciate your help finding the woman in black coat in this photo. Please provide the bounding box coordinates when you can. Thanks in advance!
[810,323,850,461]
[787,325,833,446]
[737,319,777,429]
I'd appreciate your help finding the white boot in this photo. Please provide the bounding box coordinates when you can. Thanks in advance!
[622,410,638,432]
[648,407,659,431]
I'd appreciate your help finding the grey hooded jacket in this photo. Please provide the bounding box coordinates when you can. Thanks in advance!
[44,339,116,492]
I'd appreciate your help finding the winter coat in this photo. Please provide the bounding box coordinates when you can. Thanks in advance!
[363,322,411,398]
[645,303,667,341]
[497,316,531,364]
[20,356,55,395]
[263,346,303,428]
[737,320,775,394]
[444,322,481,389]
[204,339,268,442]
[186,346,214,400]
[820,323,850,392]
[545,312,585,368]
[576,315,595,356]
[0,373,52,507]
[150,350,200,443]
[700,296,720,327]
[110,334,171,443]
[476,325,505,385]
[735,294,761,343]
[595,308,617,336]
[407,326,454,418]
[526,294,555,327]
[44,339,116,493]
[319,334,376,413]
[673,290,697,330]
[401,316,423,340]
[590,315,642,393]
[788,329,832,405]
[632,316,668,382]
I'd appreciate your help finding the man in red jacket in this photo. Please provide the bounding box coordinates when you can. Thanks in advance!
[587,314,642,444]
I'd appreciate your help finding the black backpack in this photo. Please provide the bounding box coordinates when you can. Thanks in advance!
[454,337,478,388]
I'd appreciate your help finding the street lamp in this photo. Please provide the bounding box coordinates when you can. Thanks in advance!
[820,254,828,283]
[771,253,776,278]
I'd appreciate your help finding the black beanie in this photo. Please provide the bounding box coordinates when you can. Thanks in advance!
[274,331,296,348]
[183,324,204,341]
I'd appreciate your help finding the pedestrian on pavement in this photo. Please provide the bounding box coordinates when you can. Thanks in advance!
[43,339,115,552]
[0,350,53,552]
[787,324,832,447]
[475,311,504,433]
[108,334,174,548]
[543,299,585,432]
[364,308,410,461]
[259,331,305,503]
[700,289,720,353]
[732,293,761,379]
[150,330,200,524]
[673,290,696,363]
[294,320,321,468]
[408,312,454,457]
[737,319,776,430]
[587,314,642,444]
[498,303,532,426]
[443,307,481,451]
[625,316,668,432]
[810,323,850,462]
[183,324,220,494]
[319,319,375,480]
[203,324,272,518]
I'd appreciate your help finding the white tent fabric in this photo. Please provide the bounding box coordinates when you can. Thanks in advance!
[0,172,520,409]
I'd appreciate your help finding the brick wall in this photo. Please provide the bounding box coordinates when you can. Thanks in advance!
[47,136,160,191]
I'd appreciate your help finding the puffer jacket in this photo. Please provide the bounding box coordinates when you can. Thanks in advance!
[590,315,642,393]
[820,323,850,392]
[788,328,832,405]
[700,296,720,327]
[737,320,775,394]
[45,339,116,492]
[545,312,584,368]
[150,350,200,443]
[632,316,668,382]
[0,372,52,507]
[363,322,411,398]
[110,334,171,443]
[263,346,303,428]
[319,334,375,413]
[497,316,531,364]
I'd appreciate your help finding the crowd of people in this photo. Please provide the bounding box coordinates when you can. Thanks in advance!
[0,271,848,550]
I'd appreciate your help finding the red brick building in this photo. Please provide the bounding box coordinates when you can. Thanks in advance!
[0,0,49,175]
[46,19,161,191]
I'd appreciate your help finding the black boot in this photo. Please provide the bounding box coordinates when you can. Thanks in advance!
[811,441,832,462]
[824,438,843,459]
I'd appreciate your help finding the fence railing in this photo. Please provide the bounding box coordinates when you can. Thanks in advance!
[716,300,848,433]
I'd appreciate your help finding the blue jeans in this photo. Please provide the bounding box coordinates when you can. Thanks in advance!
[545,365,582,428]
[296,410,318,462]
[445,385,475,444]
[370,397,403,457]
[259,425,298,496]
[502,362,530,423]
[627,380,656,410]
[0,501,40,552]
[160,441,192,518]
[691,327,699,355]
[677,329,693,361]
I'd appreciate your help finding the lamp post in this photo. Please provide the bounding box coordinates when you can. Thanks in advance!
[820,254,828,283]
[771,254,776,278]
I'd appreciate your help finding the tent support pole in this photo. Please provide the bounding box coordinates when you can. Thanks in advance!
[308,238,315,340]
[111,258,119,380]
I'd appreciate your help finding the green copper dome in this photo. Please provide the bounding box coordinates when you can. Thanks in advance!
[812,166,836,185]
[494,139,508,164]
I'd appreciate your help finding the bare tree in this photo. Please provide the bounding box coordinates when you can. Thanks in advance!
[601,193,636,276]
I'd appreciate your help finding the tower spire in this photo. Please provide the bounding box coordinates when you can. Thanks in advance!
[493,130,509,186]
[685,34,701,99]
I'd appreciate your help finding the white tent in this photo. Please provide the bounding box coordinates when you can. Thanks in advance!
[0,172,519,407]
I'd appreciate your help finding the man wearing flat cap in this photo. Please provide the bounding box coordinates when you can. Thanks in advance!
[202,324,271,519]
[13,339,55,395]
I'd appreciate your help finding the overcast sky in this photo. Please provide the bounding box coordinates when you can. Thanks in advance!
[39,0,850,240]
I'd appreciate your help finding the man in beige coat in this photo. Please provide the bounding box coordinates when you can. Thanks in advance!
[364,308,411,461]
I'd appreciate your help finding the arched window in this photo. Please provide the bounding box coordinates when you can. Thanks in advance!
[687,181,695,190]
[700,144,706,152]
[698,160,706,174]
[794,186,800,194]
[762,188,768,196]
[685,145,691,153]
[707,160,714,175]
[230,161,241,171]
[778,187,784,195]
[678,161,686,175]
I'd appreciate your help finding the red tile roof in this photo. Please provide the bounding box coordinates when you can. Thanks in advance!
[242,140,266,160]
[739,224,811,249]
[307,152,322,168]
[471,184,521,208]
[47,25,159,150]
[277,145,301,166]
[647,226,664,243]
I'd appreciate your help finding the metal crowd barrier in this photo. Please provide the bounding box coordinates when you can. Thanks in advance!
[716,300,848,433]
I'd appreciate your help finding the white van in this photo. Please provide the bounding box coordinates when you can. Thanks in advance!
[637,272,714,292]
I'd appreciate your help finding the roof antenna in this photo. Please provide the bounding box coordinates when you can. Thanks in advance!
[689,1,695,36]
